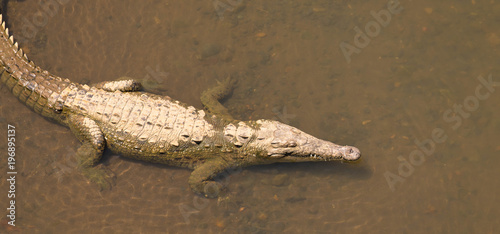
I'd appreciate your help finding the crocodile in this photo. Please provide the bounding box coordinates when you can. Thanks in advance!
[0,14,361,198]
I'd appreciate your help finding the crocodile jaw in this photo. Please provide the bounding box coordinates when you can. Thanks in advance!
[249,120,361,162]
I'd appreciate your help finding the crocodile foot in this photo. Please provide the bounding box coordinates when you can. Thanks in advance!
[190,180,225,198]
[67,114,114,190]
[200,75,236,121]
[81,165,116,191]
[189,158,235,198]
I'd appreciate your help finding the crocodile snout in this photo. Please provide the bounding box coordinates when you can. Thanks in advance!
[340,146,361,161]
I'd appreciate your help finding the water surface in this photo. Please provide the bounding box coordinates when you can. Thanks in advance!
[0,0,499,233]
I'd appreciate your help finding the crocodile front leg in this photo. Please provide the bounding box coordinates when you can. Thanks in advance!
[188,157,237,198]
[200,76,236,121]
[67,114,115,190]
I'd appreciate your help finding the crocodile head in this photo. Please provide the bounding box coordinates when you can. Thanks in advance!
[245,120,361,162]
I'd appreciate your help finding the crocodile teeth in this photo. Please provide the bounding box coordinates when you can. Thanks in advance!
[309,154,323,160]
[170,141,179,147]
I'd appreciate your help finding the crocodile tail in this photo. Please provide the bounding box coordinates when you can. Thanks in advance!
[0,14,74,119]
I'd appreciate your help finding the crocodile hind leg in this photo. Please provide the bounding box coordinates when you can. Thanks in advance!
[93,79,142,92]
[67,114,115,190]
[189,157,236,198]
[200,76,236,121]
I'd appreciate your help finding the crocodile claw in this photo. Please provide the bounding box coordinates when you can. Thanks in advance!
[82,165,116,191]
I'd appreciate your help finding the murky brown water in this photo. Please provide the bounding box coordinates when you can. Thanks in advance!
[1,0,499,233]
